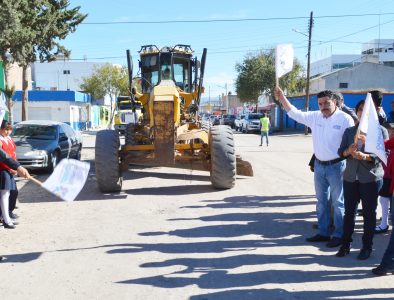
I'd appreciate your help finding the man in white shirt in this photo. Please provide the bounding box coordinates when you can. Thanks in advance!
[274,87,354,247]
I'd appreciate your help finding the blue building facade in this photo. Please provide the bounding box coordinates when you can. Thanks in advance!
[280,92,394,130]
[12,90,93,130]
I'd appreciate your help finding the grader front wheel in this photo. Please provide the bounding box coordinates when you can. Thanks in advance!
[209,125,236,189]
[95,130,123,192]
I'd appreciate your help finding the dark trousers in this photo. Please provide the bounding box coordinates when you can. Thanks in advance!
[342,180,382,249]
[9,188,18,211]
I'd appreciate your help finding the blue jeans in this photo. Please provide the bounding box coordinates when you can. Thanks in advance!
[314,160,346,238]
[260,131,269,145]
[380,197,394,269]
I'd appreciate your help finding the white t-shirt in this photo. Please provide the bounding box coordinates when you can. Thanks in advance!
[288,106,355,161]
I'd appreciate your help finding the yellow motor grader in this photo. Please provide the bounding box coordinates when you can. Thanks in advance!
[95,45,253,192]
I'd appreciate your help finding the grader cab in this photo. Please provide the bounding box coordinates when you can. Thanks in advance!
[95,45,253,192]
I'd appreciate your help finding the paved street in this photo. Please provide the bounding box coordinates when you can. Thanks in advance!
[1,130,394,299]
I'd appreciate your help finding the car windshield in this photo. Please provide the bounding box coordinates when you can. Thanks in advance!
[248,114,262,120]
[12,125,57,140]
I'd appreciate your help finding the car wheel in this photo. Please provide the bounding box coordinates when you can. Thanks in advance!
[47,151,60,173]
[75,145,82,160]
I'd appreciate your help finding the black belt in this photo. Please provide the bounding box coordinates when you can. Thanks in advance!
[316,157,344,166]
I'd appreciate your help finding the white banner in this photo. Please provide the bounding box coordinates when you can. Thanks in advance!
[42,158,90,201]
[358,93,387,165]
[275,44,294,79]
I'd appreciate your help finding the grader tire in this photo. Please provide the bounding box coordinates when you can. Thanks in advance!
[209,125,236,189]
[201,120,211,133]
[125,123,136,145]
[95,130,122,192]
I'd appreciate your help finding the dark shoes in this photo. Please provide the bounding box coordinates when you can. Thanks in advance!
[326,237,342,248]
[336,246,350,257]
[357,248,372,260]
[375,225,389,234]
[9,212,19,219]
[3,223,16,229]
[306,234,330,242]
[372,265,394,276]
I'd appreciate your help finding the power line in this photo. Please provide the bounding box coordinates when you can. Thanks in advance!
[82,12,394,25]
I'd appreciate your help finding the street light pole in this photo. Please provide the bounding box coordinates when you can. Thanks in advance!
[304,11,313,135]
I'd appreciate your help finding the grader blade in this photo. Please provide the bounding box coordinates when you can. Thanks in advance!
[153,100,174,165]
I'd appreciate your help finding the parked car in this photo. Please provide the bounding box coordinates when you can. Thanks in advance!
[222,114,236,128]
[240,113,263,133]
[11,120,83,173]
[210,115,221,125]
[234,115,244,131]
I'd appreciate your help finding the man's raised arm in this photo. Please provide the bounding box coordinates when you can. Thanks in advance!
[274,86,292,112]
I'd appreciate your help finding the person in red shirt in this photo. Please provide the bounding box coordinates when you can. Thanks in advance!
[372,132,394,275]
[0,120,18,229]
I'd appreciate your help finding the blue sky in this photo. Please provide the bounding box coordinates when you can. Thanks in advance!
[65,0,394,99]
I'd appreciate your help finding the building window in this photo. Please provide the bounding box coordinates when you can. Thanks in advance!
[63,70,70,75]
[339,82,348,89]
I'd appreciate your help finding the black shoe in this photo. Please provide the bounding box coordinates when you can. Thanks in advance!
[306,234,330,242]
[9,212,19,219]
[372,265,394,276]
[326,237,342,248]
[375,225,389,234]
[336,246,350,257]
[357,248,372,260]
[3,223,16,229]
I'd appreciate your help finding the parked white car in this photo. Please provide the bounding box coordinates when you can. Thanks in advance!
[240,113,263,133]
[234,115,244,131]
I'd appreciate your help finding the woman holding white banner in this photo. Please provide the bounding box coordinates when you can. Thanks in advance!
[336,98,388,260]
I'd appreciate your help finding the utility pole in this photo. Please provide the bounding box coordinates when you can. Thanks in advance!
[304,11,313,135]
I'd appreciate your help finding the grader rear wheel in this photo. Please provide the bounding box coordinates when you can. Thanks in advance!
[125,123,137,145]
[95,130,122,192]
[209,125,236,189]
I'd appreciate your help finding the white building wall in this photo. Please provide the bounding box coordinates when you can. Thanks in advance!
[322,63,394,91]
[310,55,362,77]
[32,61,107,91]
[12,101,71,123]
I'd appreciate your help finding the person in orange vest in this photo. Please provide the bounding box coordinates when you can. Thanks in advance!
[259,113,270,146]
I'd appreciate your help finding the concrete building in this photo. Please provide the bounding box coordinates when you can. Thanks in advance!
[12,90,92,130]
[310,39,394,78]
[362,39,394,67]
[310,54,362,78]
[310,62,394,93]
[32,58,107,92]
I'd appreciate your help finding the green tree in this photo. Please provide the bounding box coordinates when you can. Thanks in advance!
[0,0,26,92]
[235,49,305,109]
[80,64,129,124]
[2,0,86,121]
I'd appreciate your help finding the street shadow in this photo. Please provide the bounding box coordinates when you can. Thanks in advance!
[0,252,42,263]
[117,268,368,288]
[189,287,394,300]
[181,194,316,209]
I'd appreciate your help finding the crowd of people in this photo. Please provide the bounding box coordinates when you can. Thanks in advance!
[275,86,394,276]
